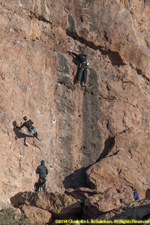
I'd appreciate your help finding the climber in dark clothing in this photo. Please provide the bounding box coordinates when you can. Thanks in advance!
[35,160,48,192]
[16,116,41,141]
[69,51,89,87]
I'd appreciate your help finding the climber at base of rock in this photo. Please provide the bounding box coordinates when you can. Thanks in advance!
[35,160,49,192]
[16,116,41,142]
[69,51,89,87]
[134,190,139,200]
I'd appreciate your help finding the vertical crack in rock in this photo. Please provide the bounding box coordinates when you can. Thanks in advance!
[56,54,85,189]
[55,53,75,189]
[63,69,103,189]
[82,69,102,165]
[73,69,103,187]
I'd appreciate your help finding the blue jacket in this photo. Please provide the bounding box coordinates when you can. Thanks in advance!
[134,192,139,200]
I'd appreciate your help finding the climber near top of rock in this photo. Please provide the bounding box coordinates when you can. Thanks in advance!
[16,116,41,143]
[69,51,89,87]
[35,160,49,192]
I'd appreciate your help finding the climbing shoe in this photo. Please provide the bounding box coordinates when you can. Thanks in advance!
[81,81,87,87]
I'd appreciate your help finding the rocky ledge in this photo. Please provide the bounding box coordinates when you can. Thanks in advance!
[8,189,150,224]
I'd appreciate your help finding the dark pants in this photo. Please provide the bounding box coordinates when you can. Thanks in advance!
[77,63,88,84]
[35,178,46,192]
[77,68,87,83]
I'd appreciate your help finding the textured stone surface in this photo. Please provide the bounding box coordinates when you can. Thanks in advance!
[65,187,98,201]
[20,204,52,224]
[1,0,150,216]
[10,191,81,218]
[98,199,150,221]
[82,186,134,218]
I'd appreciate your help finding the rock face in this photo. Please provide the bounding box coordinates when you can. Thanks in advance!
[10,191,81,218]
[1,0,150,215]
[98,199,150,222]
[10,190,150,223]
[82,186,134,218]
[65,186,134,219]
[20,205,52,224]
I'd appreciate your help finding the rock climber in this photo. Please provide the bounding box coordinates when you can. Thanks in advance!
[69,51,89,87]
[35,160,49,192]
[134,190,139,200]
[16,116,41,141]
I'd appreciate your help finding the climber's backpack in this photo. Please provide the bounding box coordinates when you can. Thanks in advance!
[39,166,47,179]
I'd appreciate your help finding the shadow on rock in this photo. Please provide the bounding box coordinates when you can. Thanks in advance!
[63,138,115,189]
[72,56,80,85]
[73,67,80,84]
[145,189,150,199]
[63,166,90,189]
[69,51,81,84]
[96,137,115,163]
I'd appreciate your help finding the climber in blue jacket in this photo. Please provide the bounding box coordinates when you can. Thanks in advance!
[134,190,139,200]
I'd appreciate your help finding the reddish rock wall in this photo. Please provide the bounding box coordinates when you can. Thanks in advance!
[1,0,150,210]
